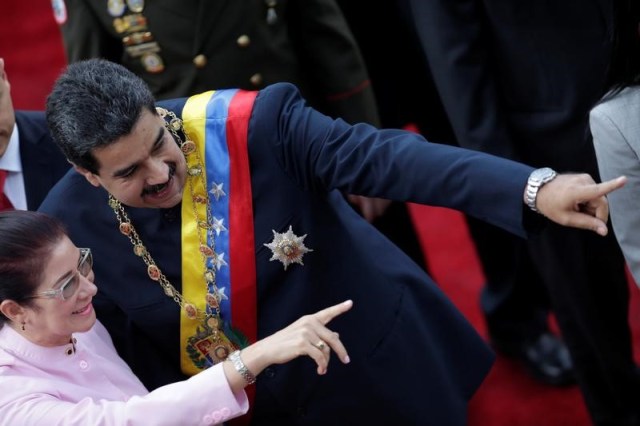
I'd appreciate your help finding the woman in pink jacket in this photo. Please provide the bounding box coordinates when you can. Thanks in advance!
[0,210,352,425]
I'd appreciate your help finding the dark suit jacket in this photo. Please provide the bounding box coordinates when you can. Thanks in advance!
[40,83,538,424]
[57,0,379,126]
[404,0,613,173]
[15,111,70,210]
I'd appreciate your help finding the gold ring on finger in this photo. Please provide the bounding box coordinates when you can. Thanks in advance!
[314,340,327,350]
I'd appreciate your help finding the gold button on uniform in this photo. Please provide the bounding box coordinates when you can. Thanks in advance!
[237,35,251,48]
[193,54,207,68]
[250,73,263,86]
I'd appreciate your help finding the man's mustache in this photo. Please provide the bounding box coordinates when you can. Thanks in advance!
[141,163,176,196]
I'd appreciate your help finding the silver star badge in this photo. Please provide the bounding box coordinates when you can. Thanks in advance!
[209,182,226,201]
[217,286,229,301]
[264,226,313,270]
[212,217,227,236]
[211,251,227,270]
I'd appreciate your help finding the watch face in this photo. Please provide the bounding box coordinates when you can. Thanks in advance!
[531,167,556,183]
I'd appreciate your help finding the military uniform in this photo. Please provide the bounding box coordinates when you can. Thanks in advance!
[54,0,379,125]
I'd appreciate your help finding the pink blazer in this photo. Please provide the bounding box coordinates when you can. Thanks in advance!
[0,321,248,425]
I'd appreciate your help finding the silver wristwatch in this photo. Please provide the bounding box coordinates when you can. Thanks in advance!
[228,350,257,385]
[525,167,557,213]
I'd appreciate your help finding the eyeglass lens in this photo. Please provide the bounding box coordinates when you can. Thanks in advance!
[61,249,93,300]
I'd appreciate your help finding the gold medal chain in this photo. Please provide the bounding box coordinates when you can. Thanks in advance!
[107,107,223,322]
[109,196,200,315]
[162,109,224,319]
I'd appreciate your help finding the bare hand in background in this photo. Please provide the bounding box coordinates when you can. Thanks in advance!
[347,195,392,222]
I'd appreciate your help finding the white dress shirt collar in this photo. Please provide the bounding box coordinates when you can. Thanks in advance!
[0,124,21,173]
[0,124,27,210]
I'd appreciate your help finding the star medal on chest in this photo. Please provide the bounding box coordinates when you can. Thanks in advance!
[265,225,313,270]
[108,107,246,370]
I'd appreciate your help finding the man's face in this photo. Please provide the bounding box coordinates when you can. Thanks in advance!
[0,59,16,157]
[75,108,187,209]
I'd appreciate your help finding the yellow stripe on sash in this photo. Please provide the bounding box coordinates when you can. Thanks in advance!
[180,91,214,375]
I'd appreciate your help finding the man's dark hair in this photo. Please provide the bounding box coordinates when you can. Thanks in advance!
[46,58,157,174]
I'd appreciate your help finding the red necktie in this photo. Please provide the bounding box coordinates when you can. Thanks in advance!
[0,169,14,211]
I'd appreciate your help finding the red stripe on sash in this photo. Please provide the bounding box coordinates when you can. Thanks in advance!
[227,90,258,424]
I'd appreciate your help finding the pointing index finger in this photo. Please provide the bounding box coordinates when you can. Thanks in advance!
[315,300,353,325]
[591,176,626,198]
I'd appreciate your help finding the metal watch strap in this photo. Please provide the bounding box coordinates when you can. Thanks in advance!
[525,167,557,213]
[228,350,257,385]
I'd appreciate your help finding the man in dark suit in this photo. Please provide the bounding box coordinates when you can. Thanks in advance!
[53,0,427,273]
[40,59,624,424]
[0,58,69,211]
[403,1,640,424]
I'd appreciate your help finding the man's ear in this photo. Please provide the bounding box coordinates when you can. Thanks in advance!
[73,165,102,187]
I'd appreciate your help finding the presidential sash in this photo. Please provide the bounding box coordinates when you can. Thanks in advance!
[180,89,258,375]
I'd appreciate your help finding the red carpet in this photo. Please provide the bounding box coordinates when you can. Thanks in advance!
[411,204,640,425]
[2,1,639,424]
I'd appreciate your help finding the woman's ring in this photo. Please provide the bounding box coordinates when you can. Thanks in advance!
[314,340,327,350]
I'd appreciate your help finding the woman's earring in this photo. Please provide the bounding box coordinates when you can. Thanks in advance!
[21,322,25,331]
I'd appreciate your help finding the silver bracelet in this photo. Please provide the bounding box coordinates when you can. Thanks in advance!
[228,350,256,385]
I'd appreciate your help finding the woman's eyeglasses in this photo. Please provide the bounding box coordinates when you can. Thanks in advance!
[29,248,93,301]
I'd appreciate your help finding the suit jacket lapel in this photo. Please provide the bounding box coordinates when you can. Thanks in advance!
[17,113,44,209]
[16,112,64,210]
